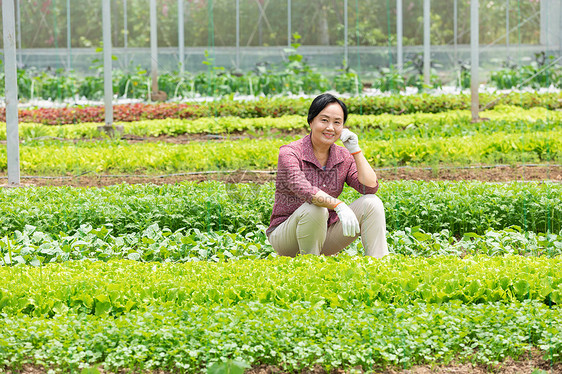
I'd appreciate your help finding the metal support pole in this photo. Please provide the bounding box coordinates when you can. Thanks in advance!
[540,0,561,51]
[540,0,551,53]
[397,0,403,71]
[454,0,458,63]
[288,0,291,46]
[3,0,21,186]
[236,0,240,68]
[67,0,71,70]
[506,0,510,51]
[16,0,22,67]
[53,0,59,65]
[150,0,158,94]
[124,0,128,68]
[102,0,113,125]
[423,0,430,85]
[258,5,262,46]
[179,0,185,73]
[471,0,480,121]
[344,0,348,67]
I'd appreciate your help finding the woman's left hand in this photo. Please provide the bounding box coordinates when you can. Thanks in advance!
[340,129,361,154]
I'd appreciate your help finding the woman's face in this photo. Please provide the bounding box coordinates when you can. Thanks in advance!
[309,102,344,149]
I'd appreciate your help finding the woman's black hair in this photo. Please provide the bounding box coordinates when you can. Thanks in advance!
[307,93,348,125]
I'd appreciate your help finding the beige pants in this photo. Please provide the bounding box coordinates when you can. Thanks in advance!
[267,194,389,258]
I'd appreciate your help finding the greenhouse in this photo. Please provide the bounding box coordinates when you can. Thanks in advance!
[1,0,560,95]
[1,1,561,373]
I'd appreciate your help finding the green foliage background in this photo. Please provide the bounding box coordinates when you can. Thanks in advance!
[0,0,541,49]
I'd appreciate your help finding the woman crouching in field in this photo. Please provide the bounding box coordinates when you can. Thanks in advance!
[266,93,388,258]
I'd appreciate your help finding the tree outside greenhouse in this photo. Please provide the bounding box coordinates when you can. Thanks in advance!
[2,0,542,48]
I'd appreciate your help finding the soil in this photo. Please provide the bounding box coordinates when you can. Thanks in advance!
[3,131,561,188]
[2,165,561,188]
[4,350,561,374]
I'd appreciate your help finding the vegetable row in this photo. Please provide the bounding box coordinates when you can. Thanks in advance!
[2,224,560,267]
[1,181,560,237]
[0,301,559,372]
[1,256,561,317]
[3,67,358,102]
[2,92,561,125]
[2,105,560,141]
[1,128,560,174]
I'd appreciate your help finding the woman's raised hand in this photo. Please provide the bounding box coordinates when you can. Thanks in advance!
[340,129,361,154]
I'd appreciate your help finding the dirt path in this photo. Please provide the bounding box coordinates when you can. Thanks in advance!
[6,351,561,374]
[2,165,561,188]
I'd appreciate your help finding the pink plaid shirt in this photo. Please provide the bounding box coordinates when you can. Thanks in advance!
[267,134,379,236]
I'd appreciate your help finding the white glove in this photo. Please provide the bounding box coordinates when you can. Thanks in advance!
[334,202,360,237]
[340,129,361,154]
